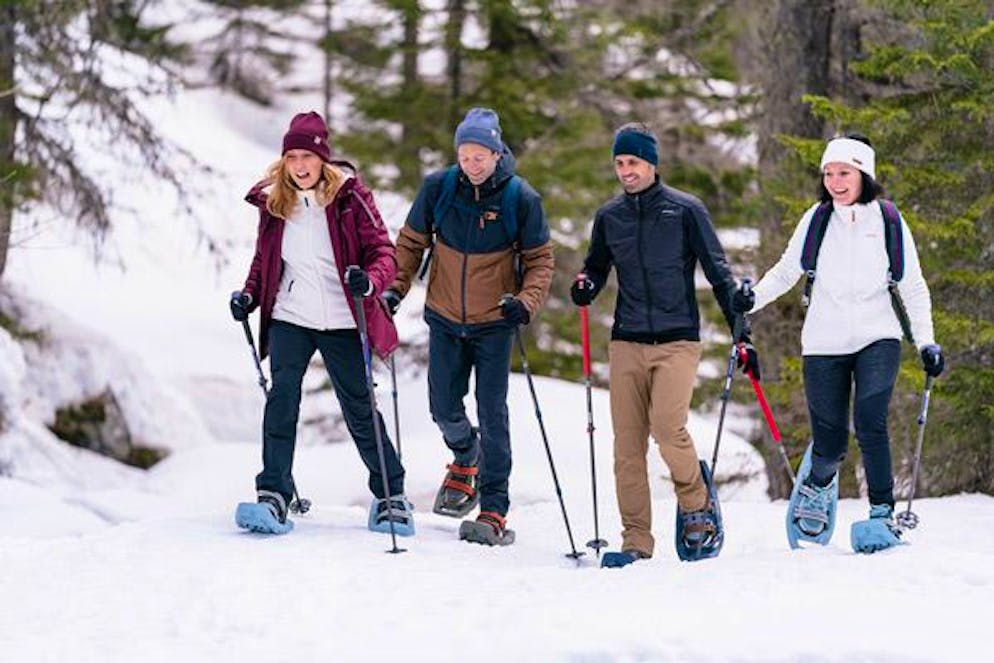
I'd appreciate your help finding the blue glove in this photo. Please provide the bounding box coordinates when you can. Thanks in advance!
[229,291,252,322]
[383,289,402,315]
[345,265,371,298]
[920,344,944,377]
[500,297,531,326]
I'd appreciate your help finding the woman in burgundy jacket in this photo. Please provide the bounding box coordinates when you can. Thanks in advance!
[229,112,411,537]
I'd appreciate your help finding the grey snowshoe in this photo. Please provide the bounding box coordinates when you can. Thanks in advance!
[432,462,479,517]
[459,510,515,546]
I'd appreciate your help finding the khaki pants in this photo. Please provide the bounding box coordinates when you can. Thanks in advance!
[609,340,706,556]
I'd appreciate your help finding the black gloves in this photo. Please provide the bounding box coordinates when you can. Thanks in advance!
[737,341,761,380]
[345,265,371,298]
[501,297,531,326]
[229,291,252,322]
[731,286,756,314]
[570,274,596,306]
[383,289,402,316]
[920,344,944,377]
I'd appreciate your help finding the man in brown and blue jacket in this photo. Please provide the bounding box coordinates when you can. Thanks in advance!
[384,107,554,546]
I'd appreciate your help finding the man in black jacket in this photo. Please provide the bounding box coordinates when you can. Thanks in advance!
[571,122,753,567]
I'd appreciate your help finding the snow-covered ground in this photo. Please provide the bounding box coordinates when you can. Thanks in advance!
[1,54,990,662]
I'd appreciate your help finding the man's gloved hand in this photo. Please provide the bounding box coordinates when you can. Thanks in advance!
[500,296,531,326]
[345,265,372,298]
[736,341,761,380]
[732,285,756,314]
[920,344,944,377]
[383,289,402,316]
[229,291,253,322]
[570,274,596,306]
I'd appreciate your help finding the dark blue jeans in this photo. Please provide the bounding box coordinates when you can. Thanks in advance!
[257,320,404,504]
[803,339,901,506]
[427,317,514,515]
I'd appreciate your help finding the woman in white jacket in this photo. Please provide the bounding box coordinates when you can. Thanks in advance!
[733,134,944,553]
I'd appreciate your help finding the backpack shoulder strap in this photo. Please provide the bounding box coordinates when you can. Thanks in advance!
[879,198,905,282]
[500,175,522,246]
[799,200,834,306]
[431,165,461,234]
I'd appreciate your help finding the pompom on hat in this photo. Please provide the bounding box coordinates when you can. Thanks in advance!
[820,137,875,180]
[282,111,331,163]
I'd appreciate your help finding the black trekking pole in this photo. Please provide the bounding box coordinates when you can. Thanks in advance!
[352,292,405,554]
[240,318,311,514]
[389,355,402,462]
[502,295,584,561]
[895,374,935,531]
[709,279,751,475]
[580,304,608,557]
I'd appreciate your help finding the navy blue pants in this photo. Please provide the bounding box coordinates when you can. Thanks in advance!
[803,339,901,506]
[427,318,514,515]
[257,320,404,504]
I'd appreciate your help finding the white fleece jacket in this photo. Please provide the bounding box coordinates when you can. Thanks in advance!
[752,200,935,356]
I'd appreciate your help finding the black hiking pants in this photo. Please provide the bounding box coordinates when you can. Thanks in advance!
[257,320,404,505]
[803,338,901,507]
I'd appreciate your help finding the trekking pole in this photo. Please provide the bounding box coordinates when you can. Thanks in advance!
[738,348,795,485]
[389,355,402,462]
[352,291,405,554]
[710,279,751,475]
[580,304,608,557]
[895,374,935,531]
[240,318,311,514]
[502,295,584,561]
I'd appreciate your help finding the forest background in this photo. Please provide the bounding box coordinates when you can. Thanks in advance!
[1,0,991,499]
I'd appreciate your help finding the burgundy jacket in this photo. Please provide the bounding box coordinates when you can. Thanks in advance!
[242,174,399,360]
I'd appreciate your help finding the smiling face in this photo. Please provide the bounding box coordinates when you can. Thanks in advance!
[614,154,655,193]
[457,142,501,186]
[822,162,863,206]
[284,149,324,189]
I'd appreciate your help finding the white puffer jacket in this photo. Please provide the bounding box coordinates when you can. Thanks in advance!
[752,200,935,355]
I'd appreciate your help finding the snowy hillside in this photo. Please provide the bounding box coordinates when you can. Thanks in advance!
[1,56,989,663]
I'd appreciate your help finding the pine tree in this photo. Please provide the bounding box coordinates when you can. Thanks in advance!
[0,0,188,279]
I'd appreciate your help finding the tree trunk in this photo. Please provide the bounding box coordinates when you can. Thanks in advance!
[398,0,420,185]
[323,0,334,124]
[445,0,465,143]
[0,3,17,280]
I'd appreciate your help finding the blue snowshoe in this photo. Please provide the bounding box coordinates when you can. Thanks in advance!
[674,460,724,561]
[236,494,294,535]
[851,504,905,554]
[600,550,647,569]
[368,495,415,537]
[786,442,838,549]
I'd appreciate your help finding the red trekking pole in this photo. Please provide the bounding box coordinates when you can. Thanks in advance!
[581,304,608,556]
[737,345,796,485]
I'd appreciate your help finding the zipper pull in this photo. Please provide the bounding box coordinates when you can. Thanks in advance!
[479,216,484,230]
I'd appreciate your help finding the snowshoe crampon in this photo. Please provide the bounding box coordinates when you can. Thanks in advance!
[235,498,293,535]
[458,511,514,546]
[674,460,723,561]
[368,495,415,537]
[850,504,905,554]
[432,463,479,517]
[786,442,838,549]
[600,550,647,569]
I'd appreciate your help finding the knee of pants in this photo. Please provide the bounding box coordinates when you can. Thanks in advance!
[853,394,890,447]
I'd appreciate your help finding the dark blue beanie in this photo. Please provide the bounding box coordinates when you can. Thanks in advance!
[613,126,659,166]
[454,107,503,153]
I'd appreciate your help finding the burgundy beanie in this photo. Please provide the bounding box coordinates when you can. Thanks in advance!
[282,111,331,162]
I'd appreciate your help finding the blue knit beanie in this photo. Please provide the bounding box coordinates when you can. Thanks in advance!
[454,107,503,153]
[613,125,659,166]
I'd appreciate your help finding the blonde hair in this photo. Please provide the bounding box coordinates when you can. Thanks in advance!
[263,158,346,219]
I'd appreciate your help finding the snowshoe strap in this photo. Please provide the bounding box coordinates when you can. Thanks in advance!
[681,510,718,546]
[793,484,831,524]
[443,463,478,497]
[446,463,479,475]
[375,497,413,524]
[477,511,506,536]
